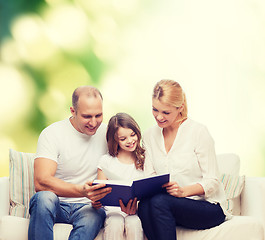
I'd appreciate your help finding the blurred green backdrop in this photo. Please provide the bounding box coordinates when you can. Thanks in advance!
[1,0,265,177]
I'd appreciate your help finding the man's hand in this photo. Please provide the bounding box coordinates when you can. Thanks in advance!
[82,181,112,202]
[119,197,137,215]
[91,201,103,209]
[163,181,185,197]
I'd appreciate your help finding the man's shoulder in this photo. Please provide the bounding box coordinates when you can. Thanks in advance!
[41,118,69,134]
[94,123,107,136]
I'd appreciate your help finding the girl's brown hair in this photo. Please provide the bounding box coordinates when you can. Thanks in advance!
[106,113,145,170]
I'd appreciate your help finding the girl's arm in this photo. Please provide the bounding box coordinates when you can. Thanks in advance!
[97,168,108,180]
[92,168,109,209]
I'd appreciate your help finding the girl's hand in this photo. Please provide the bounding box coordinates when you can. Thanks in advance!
[163,181,185,198]
[119,197,137,215]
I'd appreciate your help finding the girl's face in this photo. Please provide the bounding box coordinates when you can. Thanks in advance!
[117,127,138,152]
[152,98,183,129]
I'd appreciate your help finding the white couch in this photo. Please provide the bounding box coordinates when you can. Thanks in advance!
[0,152,265,240]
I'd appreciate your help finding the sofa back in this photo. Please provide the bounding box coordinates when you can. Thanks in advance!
[8,149,244,218]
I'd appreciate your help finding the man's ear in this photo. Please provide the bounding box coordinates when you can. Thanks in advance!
[70,106,75,116]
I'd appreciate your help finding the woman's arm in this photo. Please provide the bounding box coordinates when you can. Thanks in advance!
[163,182,204,198]
[195,126,220,198]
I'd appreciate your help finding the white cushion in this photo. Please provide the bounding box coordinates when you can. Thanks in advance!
[0,177,9,217]
[1,215,262,240]
[176,216,264,240]
[0,215,104,240]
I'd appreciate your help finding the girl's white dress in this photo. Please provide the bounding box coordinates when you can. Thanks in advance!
[98,154,145,240]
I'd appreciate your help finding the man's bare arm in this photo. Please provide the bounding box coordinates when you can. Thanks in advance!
[34,157,111,200]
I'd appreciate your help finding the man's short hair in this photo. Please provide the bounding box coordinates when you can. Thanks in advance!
[72,86,103,111]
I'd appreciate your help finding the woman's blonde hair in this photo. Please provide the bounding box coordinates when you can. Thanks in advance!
[153,79,188,121]
[106,113,145,170]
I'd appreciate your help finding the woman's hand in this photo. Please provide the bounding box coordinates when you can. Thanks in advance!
[119,197,138,215]
[163,181,185,198]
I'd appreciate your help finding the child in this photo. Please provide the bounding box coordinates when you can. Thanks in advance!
[96,112,145,240]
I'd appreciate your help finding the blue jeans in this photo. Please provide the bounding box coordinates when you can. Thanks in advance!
[28,191,106,240]
[138,193,225,240]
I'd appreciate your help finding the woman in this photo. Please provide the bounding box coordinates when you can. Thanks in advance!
[138,80,228,240]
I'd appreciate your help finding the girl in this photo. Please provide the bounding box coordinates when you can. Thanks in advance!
[96,112,145,240]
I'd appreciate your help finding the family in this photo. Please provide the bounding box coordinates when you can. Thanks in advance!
[28,80,228,240]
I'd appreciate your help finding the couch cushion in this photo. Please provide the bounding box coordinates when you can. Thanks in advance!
[0,216,104,240]
[220,174,245,215]
[9,149,35,218]
[1,215,262,240]
[176,216,264,240]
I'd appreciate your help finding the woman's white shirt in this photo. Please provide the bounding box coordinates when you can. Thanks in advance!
[143,118,228,215]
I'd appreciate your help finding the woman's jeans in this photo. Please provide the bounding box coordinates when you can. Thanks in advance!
[28,191,106,240]
[138,193,226,240]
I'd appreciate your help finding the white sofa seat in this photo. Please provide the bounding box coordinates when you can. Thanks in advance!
[1,215,263,240]
[0,153,265,240]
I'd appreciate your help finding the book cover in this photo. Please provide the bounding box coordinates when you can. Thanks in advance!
[93,173,169,206]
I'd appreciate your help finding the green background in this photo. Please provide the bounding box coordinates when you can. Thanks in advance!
[1,0,265,177]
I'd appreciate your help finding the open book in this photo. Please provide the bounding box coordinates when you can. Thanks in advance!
[93,173,170,206]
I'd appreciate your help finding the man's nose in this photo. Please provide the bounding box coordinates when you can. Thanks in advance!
[89,118,97,127]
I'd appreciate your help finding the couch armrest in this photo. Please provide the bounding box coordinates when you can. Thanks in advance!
[241,177,265,227]
[0,177,9,217]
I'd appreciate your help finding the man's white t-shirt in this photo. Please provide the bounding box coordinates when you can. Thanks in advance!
[35,118,108,203]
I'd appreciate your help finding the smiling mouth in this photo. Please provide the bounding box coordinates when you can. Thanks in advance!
[86,126,97,130]
[157,120,167,124]
[126,142,136,148]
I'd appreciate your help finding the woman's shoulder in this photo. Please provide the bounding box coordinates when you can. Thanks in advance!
[184,118,208,131]
[184,119,213,141]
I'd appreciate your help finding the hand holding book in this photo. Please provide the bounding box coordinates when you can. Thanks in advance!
[93,173,170,206]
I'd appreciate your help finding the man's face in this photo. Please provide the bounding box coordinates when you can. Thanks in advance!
[70,95,103,136]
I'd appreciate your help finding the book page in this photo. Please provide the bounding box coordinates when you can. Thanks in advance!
[93,179,133,187]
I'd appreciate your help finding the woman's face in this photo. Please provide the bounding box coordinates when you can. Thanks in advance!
[117,127,138,152]
[152,98,182,128]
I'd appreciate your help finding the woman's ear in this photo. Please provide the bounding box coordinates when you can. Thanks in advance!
[179,103,184,112]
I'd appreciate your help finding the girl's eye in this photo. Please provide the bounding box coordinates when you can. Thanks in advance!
[152,108,158,112]
[120,138,126,141]
[131,132,136,137]
[163,112,170,115]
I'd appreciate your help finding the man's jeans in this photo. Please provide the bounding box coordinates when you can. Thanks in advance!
[28,191,106,240]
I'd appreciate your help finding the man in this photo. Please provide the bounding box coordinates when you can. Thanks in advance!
[28,86,112,240]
